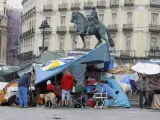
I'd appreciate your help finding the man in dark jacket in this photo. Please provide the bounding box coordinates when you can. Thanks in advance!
[18,72,31,108]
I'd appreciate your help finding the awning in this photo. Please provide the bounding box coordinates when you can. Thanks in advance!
[35,43,110,84]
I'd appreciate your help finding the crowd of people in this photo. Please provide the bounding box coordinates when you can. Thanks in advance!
[136,74,160,109]
[17,69,115,108]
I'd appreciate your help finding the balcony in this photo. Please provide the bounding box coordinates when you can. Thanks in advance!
[123,24,133,31]
[97,1,106,9]
[150,0,160,8]
[59,3,68,11]
[57,26,67,34]
[69,26,77,33]
[110,0,119,8]
[124,0,134,6]
[108,24,118,32]
[119,50,135,57]
[22,28,35,38]
[43,4,53,12]
[149,24,160,33]
[145,50,160,58]
[84,2,94,10]
[71,3,81,10]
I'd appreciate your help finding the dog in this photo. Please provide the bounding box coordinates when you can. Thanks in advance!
[40,93,56,108]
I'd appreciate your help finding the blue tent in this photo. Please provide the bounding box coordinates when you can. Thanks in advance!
[35,43,110,84]
[104,78,131,108]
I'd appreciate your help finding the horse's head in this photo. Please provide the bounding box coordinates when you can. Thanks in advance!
[70,12,77,23]
[71,12,86,23]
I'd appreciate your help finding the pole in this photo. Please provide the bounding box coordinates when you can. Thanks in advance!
[42,28,45,54]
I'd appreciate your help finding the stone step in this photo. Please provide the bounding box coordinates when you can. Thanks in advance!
[129,98,140,108]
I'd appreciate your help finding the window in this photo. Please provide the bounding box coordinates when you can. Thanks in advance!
[86,40,90,49]
[0,19,1,25]
[125,36,131,50]
[99,14,104,23]
[46,17,51,26]
[110,36,116,50]
[151,13,158,25]
[127,12,132,24]
[150,38,157,50]
[60,38,65,50]
[61,16,66,25]
[112,13,117,24]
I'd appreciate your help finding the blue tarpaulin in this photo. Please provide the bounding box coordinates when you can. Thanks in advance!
[104,78,131,108]
[35,43,110,84]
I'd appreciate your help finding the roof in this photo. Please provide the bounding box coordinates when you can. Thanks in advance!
[35,43,110,84]
[34,51,65,64]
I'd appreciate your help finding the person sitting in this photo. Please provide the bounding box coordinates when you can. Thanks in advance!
[93,80,114,99]
[46,80,61,105]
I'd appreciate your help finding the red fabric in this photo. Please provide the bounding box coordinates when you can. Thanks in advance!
[47,84,59,96]
[60,74,74,90]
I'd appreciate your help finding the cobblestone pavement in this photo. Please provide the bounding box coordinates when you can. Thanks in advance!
[0,107,160,120]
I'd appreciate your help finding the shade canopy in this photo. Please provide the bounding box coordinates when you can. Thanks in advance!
[35,43,110,84]
[131,62,160,75]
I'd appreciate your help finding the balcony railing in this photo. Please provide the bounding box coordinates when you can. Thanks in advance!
[84,2,94,10]
[71,3,81,10]
[43,4,53,12]
[149,24,160,33]
[150,0,160,8]
[124,0,134,6]
[57,26,67,34]
[123,24,133,31]
[97,1,106,9]
[108,24,118,32]
[22,28,35,38]
[119,50,135,57]
[69,26,77,33]
[110,0,119,8]
[59,3,68,11]
[145,50,160,57]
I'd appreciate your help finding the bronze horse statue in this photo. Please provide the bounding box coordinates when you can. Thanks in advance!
[70,12,114,49]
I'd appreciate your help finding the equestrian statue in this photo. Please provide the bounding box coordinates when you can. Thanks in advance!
[70,7,114,49]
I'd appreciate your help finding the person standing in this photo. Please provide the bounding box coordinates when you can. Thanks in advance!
[18,72,31,108]
[60,69,74,107]
[137,73,151,109]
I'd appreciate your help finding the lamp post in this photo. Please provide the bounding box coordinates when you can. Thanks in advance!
[39,20,50,55]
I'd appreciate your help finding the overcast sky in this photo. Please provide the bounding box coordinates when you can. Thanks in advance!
[7,0,22,9]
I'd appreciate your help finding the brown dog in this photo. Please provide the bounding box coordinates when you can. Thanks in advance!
[40,93,56,107]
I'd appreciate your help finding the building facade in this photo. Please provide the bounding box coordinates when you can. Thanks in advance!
[0,0,7,64]
[6,6,21,65]
[20,0,160,62]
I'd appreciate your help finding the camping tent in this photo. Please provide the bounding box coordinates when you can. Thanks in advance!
[35,43,110,84]
[104,78,131,108]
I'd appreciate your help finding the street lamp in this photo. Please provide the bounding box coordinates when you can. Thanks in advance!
[39,20,50,54]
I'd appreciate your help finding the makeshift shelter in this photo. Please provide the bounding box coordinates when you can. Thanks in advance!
[104,78,131,108]
[0,66,20,82]
[18,51,65,76]
[35,43,110,85]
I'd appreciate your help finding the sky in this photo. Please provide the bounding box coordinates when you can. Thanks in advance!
[7,0,22,9]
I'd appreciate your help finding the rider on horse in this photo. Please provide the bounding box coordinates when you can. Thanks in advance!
[87,6,99,35]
